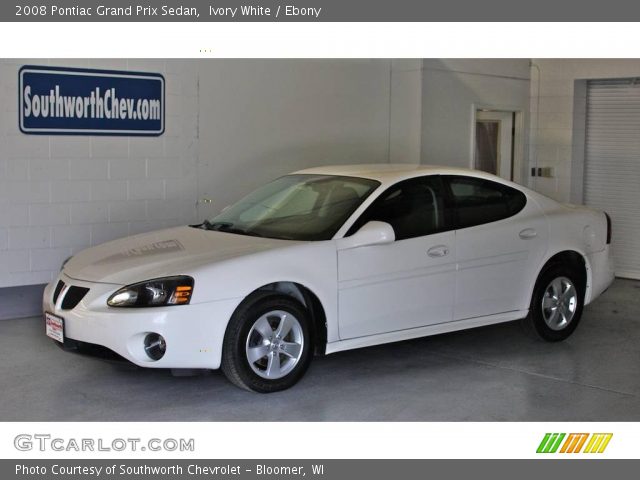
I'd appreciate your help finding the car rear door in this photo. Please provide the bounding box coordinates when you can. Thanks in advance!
[444,175,548,320]
[337,175,456,339]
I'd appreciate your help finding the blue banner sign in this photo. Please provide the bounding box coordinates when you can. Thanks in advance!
[19,66,165,136]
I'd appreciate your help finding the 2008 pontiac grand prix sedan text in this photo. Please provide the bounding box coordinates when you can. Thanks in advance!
[43,164,615,392]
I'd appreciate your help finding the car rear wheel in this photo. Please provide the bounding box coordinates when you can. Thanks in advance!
[221,292,313,392]
[522,264,585,342]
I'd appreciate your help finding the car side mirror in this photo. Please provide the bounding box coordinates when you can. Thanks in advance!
[336,221,395,250]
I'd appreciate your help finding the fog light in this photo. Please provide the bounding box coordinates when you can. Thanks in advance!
[144,333,166,361]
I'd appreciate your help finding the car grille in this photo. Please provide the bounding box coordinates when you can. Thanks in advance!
[52,280,65,304]
[53,281,90,310]
[57,338,132,364]
[61,286,90,310]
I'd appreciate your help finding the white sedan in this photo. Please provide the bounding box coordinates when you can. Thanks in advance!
[43,164,615,392]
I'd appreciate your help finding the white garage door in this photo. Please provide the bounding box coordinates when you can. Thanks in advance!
[586,79,640,279]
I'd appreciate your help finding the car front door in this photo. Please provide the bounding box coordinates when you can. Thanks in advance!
[336,175,456,340]
[444,175,548,320]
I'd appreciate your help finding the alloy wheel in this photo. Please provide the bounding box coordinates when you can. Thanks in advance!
[541,276,578,331]
[245,310,304,379]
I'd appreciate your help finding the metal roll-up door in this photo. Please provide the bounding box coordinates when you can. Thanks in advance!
[586,79,640,279]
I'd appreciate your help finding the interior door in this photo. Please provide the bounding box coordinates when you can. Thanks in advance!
[337,176,456,340]
[475,110,514,180]
[445,175,548,320]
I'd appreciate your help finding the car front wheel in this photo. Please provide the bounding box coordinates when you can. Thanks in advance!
[522,264,585,342]
[221,292,313,392]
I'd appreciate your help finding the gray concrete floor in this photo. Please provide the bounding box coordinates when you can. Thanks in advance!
[1,278,639,421]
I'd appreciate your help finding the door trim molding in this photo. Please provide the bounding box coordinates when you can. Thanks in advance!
[327,309,528,354]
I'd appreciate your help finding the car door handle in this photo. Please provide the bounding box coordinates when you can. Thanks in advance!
[519,228,537,239]
[427,245,450,258]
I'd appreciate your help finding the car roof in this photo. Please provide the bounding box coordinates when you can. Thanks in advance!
[294,163,501,185]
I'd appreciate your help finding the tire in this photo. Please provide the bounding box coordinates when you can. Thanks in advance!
[522,263,585,342]
[221,292,313,393]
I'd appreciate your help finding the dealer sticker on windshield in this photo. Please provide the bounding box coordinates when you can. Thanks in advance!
[45,312,64,343]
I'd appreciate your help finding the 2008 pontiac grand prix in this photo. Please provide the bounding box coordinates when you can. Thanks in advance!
[43,164,614,392]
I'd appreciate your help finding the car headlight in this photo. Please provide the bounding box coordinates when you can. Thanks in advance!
[107,276,194,308]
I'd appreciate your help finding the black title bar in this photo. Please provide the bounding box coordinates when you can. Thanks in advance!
[5,0,640,21]
[4,459,640,480]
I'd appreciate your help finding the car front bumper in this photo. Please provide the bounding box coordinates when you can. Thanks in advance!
[42,273,241,370]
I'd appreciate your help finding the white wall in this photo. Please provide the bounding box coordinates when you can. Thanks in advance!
[195,59,421,218]
[529,59,640,202]
[0,58,422,288]
[0,59,199,288]
[390,59,423,165]
[420,59,531,176]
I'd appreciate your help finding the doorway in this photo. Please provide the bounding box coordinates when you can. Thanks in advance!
[474,110,516,181]
[584,79,640,279]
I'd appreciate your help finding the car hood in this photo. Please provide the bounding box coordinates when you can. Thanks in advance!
[64,226,294,285]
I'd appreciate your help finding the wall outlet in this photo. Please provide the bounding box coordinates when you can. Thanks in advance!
[540,167,554,178]
[530,167,554,178]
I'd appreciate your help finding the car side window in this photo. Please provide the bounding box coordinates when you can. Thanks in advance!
[346,176,448,240]
[445,175,527,229]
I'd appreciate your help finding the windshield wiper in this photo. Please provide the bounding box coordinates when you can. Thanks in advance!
[201,220,264,238]
[201,220,231,230]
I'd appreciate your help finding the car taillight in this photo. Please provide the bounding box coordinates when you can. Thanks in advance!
[604,212,612,244]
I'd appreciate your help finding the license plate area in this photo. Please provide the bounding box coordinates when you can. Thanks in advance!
[45,312,64,343]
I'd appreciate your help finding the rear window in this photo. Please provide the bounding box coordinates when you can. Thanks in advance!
[445,176,527,229]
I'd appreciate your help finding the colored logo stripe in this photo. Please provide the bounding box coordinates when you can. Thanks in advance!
[537,433,613,453]
[537,433,566,453]
[583,433,613,453]
[560,433,589,453]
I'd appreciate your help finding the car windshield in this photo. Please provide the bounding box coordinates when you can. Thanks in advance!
[201,174,380,241]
